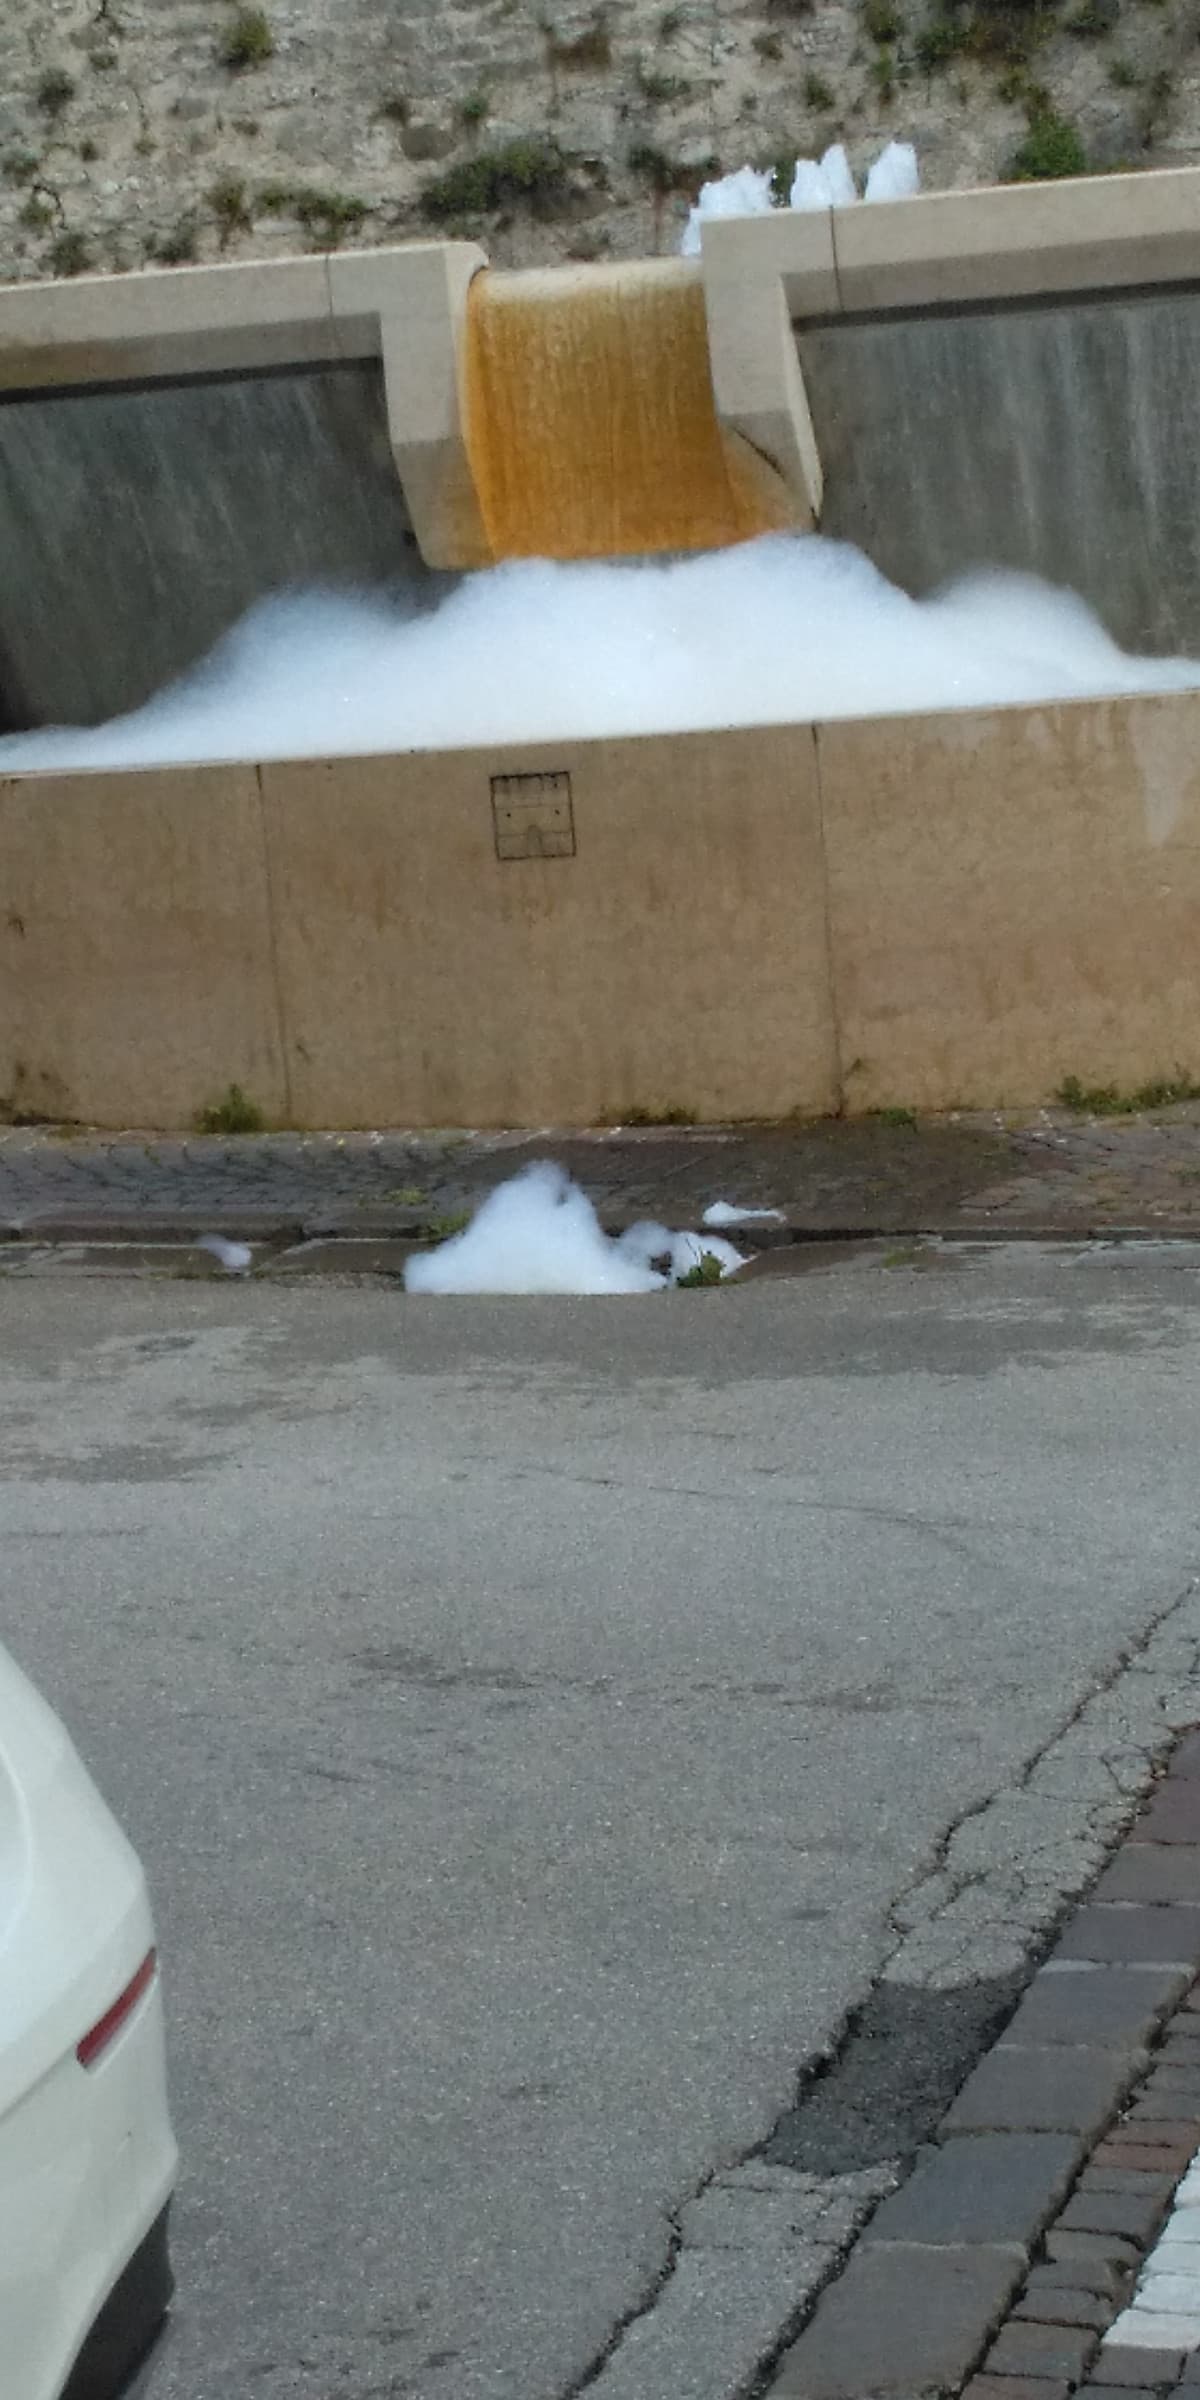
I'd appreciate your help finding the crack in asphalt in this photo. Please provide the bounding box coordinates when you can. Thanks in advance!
[559,2211,687,2400]
[888,1571,1200,1979]
[551,1569,1200,2400]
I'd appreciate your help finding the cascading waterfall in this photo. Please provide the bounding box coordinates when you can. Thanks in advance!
[463,259,794,563]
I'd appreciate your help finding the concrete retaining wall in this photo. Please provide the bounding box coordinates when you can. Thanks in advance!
[821,692,1200,1113]
[6,166,1200,713]
[4,688,1200,1129]
[0,363,432,730]
[0,761,288,1127]
[798,284,1200,658]
[705,165,1200,655]
[258,728,835,1127]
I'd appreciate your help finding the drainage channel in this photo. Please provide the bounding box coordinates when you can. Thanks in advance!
[7,1228,1200,1284]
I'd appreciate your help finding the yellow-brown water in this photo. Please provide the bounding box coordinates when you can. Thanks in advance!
[464,260,793,562]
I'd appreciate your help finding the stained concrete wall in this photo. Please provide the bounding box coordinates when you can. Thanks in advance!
[6,693,1200,1130]
[0,726,837,1130]
[7,175,1200,737]
[819,692,1200,1113]
[704,171,1200,657]
[261,727,835,1127]
[800,289,1200,657]
[0,240,486,730]
[0,762,287,1127]
[0,363,432,730]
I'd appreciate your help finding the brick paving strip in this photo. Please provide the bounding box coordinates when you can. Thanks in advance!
[6,1104,1200,1261]
[767,1732,1200,2400]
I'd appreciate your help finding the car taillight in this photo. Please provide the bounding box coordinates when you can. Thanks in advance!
[76,1948,158,2069]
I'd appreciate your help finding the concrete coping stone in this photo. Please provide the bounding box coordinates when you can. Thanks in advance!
[700,164,1200,319]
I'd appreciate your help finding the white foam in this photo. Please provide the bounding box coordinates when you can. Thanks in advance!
[818,142,859,209]
[684,139,919,250]
[864,141,920,202]
[4,536,1197,777]
[703,1203,786,1227]
[669,1229,746,1280]
[404,1164,745,1295]
[197,1234,253,1274]
[788,158,831,213]
[680,164,776,255]
[616,1220,746,1282]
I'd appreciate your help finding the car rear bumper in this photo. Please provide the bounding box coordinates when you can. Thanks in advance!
[59,2205,173,2400]
[0,1967,177,2400]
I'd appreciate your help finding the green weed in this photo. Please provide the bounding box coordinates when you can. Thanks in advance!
[258,182,366,243]
[219,8,275,70]
[914,12,967,69]
[637,62,691,102]
[676,1251,726,1287]
[197,1083,266,1135]
[421,138,572,220]
[36,69,75,117]
[966,4,1046,65]
[48,229,91,276]
[543,10,612,68]
[150,217,200,265]
[1056,1070,1200,1116]
[622,1104,697,1126]
[423,1210,471,1241]
[1007,108,1087,179]
[208,171,253,242]
[871,44,898,97]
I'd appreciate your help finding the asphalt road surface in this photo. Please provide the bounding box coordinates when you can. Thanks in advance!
[3,1242,1200,2400]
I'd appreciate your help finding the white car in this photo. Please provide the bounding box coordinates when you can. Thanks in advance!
[0,1643,176,2400]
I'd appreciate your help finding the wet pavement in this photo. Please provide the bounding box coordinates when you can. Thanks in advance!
[6,1104,1200,1246]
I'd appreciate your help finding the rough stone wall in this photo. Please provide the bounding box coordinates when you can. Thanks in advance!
[3,0,1200,284]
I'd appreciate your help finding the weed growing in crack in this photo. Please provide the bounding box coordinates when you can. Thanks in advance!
[197,1084,266,1135]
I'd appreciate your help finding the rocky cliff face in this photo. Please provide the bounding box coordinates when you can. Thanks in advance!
[4,0,1200,283]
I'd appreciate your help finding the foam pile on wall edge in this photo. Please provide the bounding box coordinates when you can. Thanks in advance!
[404,1163,746,1295]
[680,140,919,254]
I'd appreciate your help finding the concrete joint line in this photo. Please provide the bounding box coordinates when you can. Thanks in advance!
[809,723,845,1121]
[828,209,847,318]
[253,763,293,1127]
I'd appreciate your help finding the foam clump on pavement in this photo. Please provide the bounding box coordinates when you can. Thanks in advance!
[404,1162,745,1295]
[703,1202,786,1228]
[197,1234,253,1274]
